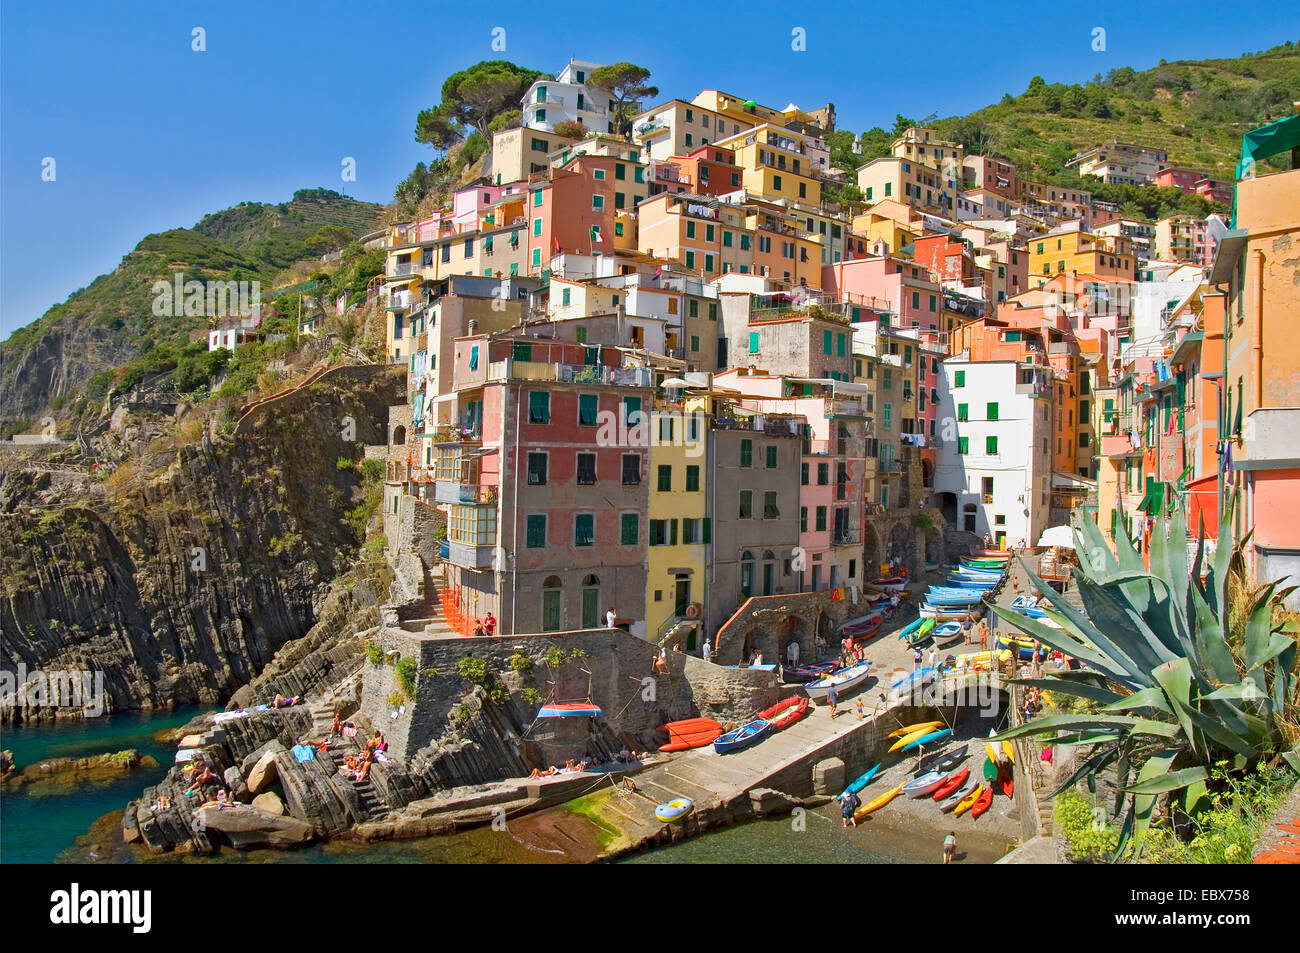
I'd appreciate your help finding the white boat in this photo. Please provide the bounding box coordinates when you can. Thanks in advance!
[805,660,873,701]
[921,604,984,622]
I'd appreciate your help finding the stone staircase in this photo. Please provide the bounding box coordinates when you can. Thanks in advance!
[305,702,386,820]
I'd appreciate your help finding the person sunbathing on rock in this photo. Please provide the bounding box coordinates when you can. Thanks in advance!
[528,766,559,780]
[272,693,302,709]
[332,712,344,736]
[184,762,221,796]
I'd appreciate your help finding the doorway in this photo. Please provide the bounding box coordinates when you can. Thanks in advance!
[582,574,600,628]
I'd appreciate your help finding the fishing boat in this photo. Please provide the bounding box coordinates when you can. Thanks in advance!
[902,771,947,798]
[900,727,952,752]
[658,717,722,752]
[840,619,881,640]
[920,604,984,622]
[537,702,602,718]
[925,590,985,605]
[888,666,935,695]
[961,559,1008,571]
[939,779,978,812]
[1009,595,1038,612]
[873,576,908,591]
[854,783,904,819]
[996,634,1049,661]
[970,785,994,819]
[953,783,984,816]
[654,798,693,822]
[888,720,944,738]
[934,621,965,647]
[896,617,924,642]
[842,762,882,797]
[782,660,839,683]
[946,576,999,589]
[931,766,971,801]
[713,718,771,754]
[759,696,809,731]
[805,659,872,701]
[970,549,1010,558]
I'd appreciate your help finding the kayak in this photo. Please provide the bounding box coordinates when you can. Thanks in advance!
[943,649,1012,673]
[658,717,722,752]
[902,771,947,798]
[897,617,924,641]
[919,744,969,775]
[900,728,953,752]
[999,767,1014,797]
[841,620,881,640]
[996,635,1048,661]
[889,726,938,752]
[888,720,943,739]
[921,605,984,622]
[854,783,904,819]
[931,766,971,801]
[654,798,693,822]
[1002,740,1015,764]
[939,779,978,813]
[842,762,882,797]
[713,718,771,754]
[805,660,872,701]
[970,784,994,819]
[759,696,809,731]
[889,667,935,696]
[953,783,984,816]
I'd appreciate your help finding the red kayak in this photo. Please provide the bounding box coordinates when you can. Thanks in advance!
[658,717,722,751]
[759,696,809,731]
[998,763,1014,797]
[931,766,971,801]
[970,784,994,819]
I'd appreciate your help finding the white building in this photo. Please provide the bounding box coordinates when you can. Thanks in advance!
[934,358,1052,548]
[522,59,618,134]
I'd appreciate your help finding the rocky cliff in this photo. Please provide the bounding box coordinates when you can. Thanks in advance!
[0,366,403,721]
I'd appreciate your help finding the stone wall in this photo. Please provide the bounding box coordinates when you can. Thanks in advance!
[359,626,788,762]
[712,588,884,666]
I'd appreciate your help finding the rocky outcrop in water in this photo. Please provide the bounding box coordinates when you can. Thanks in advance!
[0,366,403,722]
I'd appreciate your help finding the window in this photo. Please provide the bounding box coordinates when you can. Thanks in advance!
[686,221,696,240]
[621,453,640,485]
[574,514,595,547]
[657,465,672,491]
[823,329,833,354]
[763,492,779,518]
[766,446,777,468]
[773,175,782,191]
[561,287,571,307]
[723,230,733,247]
[739,490,753,518]
[592,194,604,211]
[577,453,596,485]
[525,515,547,548]
[817,463,829,485]
[815,506,827,531]
[986,402,998,421]
[690,335,699,352]
[801,463,809,485]
[578,393,599,426]
[531,138,548,152]
[620,513,638,546]
[958,436,969,454]
[686,465,700,492]
[685,251,695,268]
[954,369,965,388]
[533,217,542,236]
[534,190,544,207]
[957,403,968,422]
[528,391,550,424]
[749,332,759,354]
[527,452,547,485]
[740,439,753,467]
[986,435,998,454]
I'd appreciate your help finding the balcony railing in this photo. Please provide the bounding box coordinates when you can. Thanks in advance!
[832,531,860,546]
[481,359,653,388]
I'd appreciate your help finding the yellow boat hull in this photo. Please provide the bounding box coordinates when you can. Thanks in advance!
[888,720,943,739]
[888,727,937,752]
[1002,741,1015,764]
[855,783,904,819]
[953,784,983,816]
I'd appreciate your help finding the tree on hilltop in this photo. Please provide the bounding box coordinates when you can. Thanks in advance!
[587,63,658,138]
[416,60,541,149]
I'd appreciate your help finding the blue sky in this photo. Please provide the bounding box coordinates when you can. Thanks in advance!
[2,0,1296,338]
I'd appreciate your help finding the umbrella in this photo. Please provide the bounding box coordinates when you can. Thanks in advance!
[1036,525,1075,549]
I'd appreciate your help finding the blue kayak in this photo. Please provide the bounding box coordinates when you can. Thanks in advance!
[714,718,772,754]
[900,727,953,752]
[890,667,936,693]
[842,762,882,798]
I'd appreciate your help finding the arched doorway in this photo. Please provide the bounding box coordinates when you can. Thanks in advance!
[740,550,755,600]
[761,550,777,596]
[862,524,883,579]
[541,575,562,631]
[936,491,958,526]
[581,574,601,629]
[392,424,407,445]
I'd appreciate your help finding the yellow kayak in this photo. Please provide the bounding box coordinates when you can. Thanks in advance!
[1002,741,1015,764]
[888,720,944,739]
[985,740,1000,765]
[855,783,904,819]
[953,783,984,817]
[888,727,939,752]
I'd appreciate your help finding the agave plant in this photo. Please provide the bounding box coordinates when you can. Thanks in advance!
[995,493,1299,857]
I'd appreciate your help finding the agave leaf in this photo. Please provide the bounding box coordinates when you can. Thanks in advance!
[1246,630,1296,676]
[1176,702,1261,758]
[1100,685,1173,716]
[1242,584,1280,692]
[1074,511,1119,577]
[1152,658,1197,754]
[1131,718,1181,738]
[1047,743,1121,799]
[1282,742,1300,775]
[993,713,1142,742]
[1009,677,1126,706]
[1074,573,1177,675]
[1124,764,1209,795]
[1273,640,1297,716]
[1112,508,1146,574]
[1113,803,1135,862]
[996,609,1137,686]
[1180,779,1210,817]
[1187,575,1240,686]
[1029,567,1156,677]
[1127,749,1185,858]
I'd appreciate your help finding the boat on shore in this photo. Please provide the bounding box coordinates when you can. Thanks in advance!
[658,717,722,752]
[805,660,872,701]
[933,621,965,647]
[758,696,809,731]
[931,766,971,801]
[939,779,978,812]
[899,727,952,752]
[842,762,882,797]
[921,605,983,622]
[781,660,839,683]
[854,783,904,818]
[713,718,771,754]
[902,771,947,798]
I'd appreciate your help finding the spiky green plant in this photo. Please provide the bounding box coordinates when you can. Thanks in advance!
[996,494,1299,858]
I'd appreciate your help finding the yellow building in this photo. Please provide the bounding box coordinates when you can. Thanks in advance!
[850,206,918,257]
[856,157,951,215]
[645,409,709,647]
[1028,225,1137,287]
[714,122,822,206]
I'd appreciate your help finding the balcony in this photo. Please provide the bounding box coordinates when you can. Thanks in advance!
[434,481,496,505]
[825,397,866,420]
[832,531,860,547]
[482,359,653,388]
[446,539,497,570]
[653,166,692,186]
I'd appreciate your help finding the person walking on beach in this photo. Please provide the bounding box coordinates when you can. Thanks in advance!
[841,791,861,828]
[702,638,712,663]
[943,831,956,864]
[978,620,989,651]
[913,646,923,671]
[827,683,839,717]
[927,647,938,672]
[855,697,865,720]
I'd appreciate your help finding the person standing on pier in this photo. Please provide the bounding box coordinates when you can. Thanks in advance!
[827,683,839,717]
[787,639,800,667]
[702,638,712,663]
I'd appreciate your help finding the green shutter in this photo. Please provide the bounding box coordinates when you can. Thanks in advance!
[986,435,998,454]
[958,437,969,454]
[987,402,998,421]
[749,331,759,354]
[702,518,711,544]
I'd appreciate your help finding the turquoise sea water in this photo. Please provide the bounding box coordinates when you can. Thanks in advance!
[1,708,199,864]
